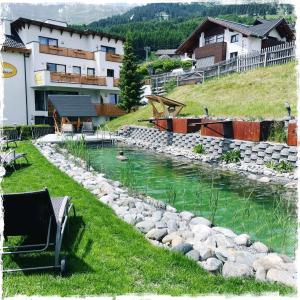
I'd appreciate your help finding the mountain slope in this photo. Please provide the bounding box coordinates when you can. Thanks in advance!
[106,62,296,131]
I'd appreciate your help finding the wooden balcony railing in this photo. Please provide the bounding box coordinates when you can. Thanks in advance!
[113,78,119,87]
[39,44,94,60]
[94,103,125,117]
[50,72,106,86]
[106,52,123,63]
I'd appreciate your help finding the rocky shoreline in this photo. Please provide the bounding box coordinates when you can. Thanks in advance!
[118,137,297,189]
[35,142,297,288]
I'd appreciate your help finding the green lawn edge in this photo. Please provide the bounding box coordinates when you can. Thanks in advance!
[2,141,295,296]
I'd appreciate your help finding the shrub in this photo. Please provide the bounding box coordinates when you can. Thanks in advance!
[268,121,287,143]
[220,149,241,163]
[193,144,206,154]
[164,79,177,94]
[180,60,193,70]
[265,160,294,173]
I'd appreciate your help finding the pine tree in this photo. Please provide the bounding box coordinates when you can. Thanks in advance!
[118,33,143,113]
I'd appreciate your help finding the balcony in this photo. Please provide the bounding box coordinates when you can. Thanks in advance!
[194,42,226,64]
[39,44,94,60]
[113,78,119,87]
[50,72,106,86]
[94,104,125,117]
[106,52,123,63]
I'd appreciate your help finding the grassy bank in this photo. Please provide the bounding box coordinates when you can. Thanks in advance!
[2,142,294,296]
[107,62,296,131]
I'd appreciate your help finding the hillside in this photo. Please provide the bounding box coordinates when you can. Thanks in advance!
[105,62,296,131]
[84,2,295,59]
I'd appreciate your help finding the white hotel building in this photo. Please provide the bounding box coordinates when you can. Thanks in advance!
[0,17,125,126]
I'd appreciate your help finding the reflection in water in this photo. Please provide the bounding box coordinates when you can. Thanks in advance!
[88,144,297,257]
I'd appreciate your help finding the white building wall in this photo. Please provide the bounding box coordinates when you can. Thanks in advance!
[1,51,28,125]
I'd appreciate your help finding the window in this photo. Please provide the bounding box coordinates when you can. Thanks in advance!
[35,91,47,111]
[231,34,239,43]
[87,68,95,76]
[46,63,66,73]
[230,52,238,59]
[100,46,116,54]
[73,66,81,75]
[109,93,118,104]
[39,36,58,47]
[216,34,224,43]
[205,35,216,45]
[107,69,114,77]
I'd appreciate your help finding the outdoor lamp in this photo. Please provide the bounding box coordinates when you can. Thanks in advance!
[204,106,209,117]
[284,101,291,118]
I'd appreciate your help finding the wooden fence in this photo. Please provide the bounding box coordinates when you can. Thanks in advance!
[151,42,295,94]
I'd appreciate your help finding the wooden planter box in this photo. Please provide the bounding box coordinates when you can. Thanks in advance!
[155,119,173,131]
[287,122,297,146]
[200,119,233,138]
[232,121,274,142]
[172,118,202,133]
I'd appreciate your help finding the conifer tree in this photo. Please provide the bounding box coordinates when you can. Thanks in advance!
[118,33,143,113]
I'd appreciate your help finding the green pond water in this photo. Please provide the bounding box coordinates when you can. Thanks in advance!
[87,144,297,257]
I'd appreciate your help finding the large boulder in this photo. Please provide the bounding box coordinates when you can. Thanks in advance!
[234,234,251,246]
[162,232,181,244]
[191,224,214,242]
[200,257,223,272]
[146,228,168,241]
[215,247,236,262]
[252,253,284,271]
[193,243,214,261]
[222,261,254,278]
[266,268,296,288]
[190,216,212,227]
[213,227,237,238]
[180,211,194,221]
[251,241,268,253]
[186,249,200,261]
[172,243,193,254]
[136,220,155,233]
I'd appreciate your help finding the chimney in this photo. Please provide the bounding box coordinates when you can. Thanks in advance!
[0,19,11,35]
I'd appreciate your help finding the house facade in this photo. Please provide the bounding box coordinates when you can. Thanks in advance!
[0,17,125,126]
[176,17,294,68]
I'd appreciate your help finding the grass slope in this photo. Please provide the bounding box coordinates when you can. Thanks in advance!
[2,142,294,296]
[107,62,296,131]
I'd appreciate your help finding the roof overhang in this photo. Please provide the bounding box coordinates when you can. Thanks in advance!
[48,95,97,117]
[11,17,125,43]
[1,46,31,54]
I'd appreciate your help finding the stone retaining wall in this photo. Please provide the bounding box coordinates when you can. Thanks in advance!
[117,126,298,166]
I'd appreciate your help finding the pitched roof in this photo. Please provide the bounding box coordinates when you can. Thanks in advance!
[11,17,125,43]
[48,95,97,117]
[176,17,294,54]
[2,34,25,49]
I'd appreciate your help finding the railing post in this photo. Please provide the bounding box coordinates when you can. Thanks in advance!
[264,52,267,67]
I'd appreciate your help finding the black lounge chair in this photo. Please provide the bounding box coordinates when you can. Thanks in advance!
[1,149,28,170]
[2,188,75,274]
[0,129,21,148]
[81,122,94,135]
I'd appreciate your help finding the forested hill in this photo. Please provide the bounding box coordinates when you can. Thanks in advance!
[74,2,295,59]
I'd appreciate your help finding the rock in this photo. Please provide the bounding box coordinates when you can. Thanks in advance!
[171,236,184,247]
[166,219,179,233]
[146,228,168,241]
[136,220,155,234]
[247,174,257,180]
[234,234,251,246]
[162,232,181,244]
[172,243,193,254]
[251,241,268,253]
[222,261,254,278]
[193,243,214,260]
[255,266,266,281]
[252,253,284,271]
[152,210,163,222]
[258,176,271,183]
[155,221,167,229]
[215,247,236,262]
[123,213,136,225]
[266,268,296,288]
[166,205,177,213]
[200,257,223,272]
[233,251,259,266]
[190,216,212,227]
[213,227,237,238]
[180,211,194,221]
[205,234,235,249]
[186,249,200,261]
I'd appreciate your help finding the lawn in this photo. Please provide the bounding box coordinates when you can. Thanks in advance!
[106,62,296,131]
[2,141,295,296]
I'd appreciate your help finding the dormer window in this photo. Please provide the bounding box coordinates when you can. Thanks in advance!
[39,36,58,47]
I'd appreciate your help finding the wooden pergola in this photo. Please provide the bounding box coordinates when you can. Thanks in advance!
[146,95,186,119]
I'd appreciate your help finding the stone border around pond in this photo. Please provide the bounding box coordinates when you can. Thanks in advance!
[34,142,297,289]
[116,126,298,189]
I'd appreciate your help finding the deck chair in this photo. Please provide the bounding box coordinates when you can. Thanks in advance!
[62,124,74,135]
[1,188,74,274]
[81,122,94,135]
[1,149,28,170]
[1,129,21,148]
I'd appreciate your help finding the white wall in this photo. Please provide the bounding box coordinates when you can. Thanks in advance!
[1,51,28,125]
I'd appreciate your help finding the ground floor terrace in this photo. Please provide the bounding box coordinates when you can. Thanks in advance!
[2,138,297,296]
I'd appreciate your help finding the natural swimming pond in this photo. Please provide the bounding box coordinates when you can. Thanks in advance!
[87,143,297,257]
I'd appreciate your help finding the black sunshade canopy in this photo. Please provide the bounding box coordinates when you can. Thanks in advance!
[48,95,97,117]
